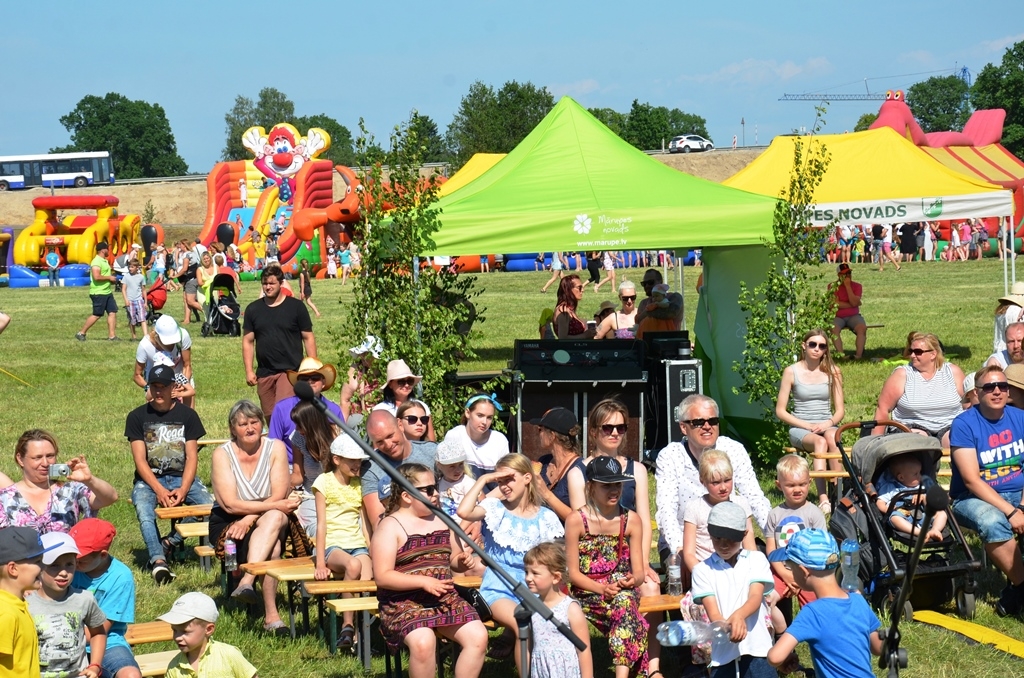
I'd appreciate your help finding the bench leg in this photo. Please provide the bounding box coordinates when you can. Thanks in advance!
[360,608,372,670]
[200,535,211,572]
[328,606,338,655]
[286,581,297,639]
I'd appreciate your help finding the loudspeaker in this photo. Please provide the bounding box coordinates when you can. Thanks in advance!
[646,358,703,453]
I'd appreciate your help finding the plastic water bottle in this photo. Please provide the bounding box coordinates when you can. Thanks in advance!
[656,620,730,647]
[224,539,237,572]
[665,553,683,596]
[840,539,860,591]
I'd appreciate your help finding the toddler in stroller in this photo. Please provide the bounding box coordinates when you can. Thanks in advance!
[875,453,948,542]
[201,272,241,337]
[830,427,980,618]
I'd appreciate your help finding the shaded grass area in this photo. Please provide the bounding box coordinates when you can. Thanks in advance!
[0,258,1021,676]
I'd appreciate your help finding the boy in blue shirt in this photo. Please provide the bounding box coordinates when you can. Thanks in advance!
[70,519,142,678]
[767,530,882,678]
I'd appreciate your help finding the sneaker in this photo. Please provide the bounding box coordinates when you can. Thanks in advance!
[995,583,1024,617]
[107,336,121,341]
[75,332,86,342]
[151,562,175,585]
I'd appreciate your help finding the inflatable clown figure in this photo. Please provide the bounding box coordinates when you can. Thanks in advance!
[241,123,331,204]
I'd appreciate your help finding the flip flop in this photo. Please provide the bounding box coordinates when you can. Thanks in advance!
[230,584,259,605]
[263,620,289,636]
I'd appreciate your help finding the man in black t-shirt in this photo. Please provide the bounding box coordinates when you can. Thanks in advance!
[125,365,211,584]
[242,262,317,418]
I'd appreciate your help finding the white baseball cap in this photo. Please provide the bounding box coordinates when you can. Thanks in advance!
[158,592,219,624]
[41,532,80,565]
[154,315,182,345]
[331,434,369,460]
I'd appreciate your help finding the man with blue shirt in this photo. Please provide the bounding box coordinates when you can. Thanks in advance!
[950,364,1024,617]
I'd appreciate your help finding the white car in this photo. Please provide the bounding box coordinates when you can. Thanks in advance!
[668,134,714,153]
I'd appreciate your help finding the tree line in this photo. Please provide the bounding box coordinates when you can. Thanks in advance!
[50,83,710,179]
[51,39,1024,179]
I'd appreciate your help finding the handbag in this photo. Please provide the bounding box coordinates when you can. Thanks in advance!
[454,582,492,623]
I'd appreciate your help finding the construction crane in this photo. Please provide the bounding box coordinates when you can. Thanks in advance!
[779,92,887,102]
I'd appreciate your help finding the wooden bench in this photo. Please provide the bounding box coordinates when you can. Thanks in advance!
[125,621,173,646]
[154,504,213,521]
[197,438,229,449]
[173,521,213,572]
[326,596,381,667]
[137,650,179,677]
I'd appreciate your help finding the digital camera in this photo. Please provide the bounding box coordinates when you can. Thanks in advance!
[48,464,71,482]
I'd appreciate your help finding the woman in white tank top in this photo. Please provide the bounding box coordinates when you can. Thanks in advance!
[874,332,965,447]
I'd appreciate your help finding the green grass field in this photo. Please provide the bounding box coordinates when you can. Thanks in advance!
[0,258,1021,677]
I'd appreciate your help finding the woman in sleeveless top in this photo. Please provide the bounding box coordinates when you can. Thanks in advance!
[554,275,596,339]
[594,281,638,339]
[583,398,663,675]
[372,463,487,678]
[210,400,300,633]
[775,329,845,513]
[875,331,965,447]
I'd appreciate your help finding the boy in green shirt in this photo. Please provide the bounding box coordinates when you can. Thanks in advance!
[158,593,258,678]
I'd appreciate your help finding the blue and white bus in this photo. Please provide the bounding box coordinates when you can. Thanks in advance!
[0,151,115,190]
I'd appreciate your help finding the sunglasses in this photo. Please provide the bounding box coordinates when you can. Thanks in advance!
[297,374,324,382]
[414,484,438,497]
[683,417,720,428]
[980,381,1009,394]
[908,348,935,356]
[394,378,417,387]
[620,295,636,302]
[571,285,584,291]
[806,341,827,350]
[601,423,628,435]
[403,415,430,425]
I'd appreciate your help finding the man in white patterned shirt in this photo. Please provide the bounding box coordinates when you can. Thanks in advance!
[655,394,771,563]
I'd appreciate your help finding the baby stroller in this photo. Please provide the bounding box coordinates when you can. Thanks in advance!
[201,273,241,337]
[146,277,168,324]
[829,421,981,620]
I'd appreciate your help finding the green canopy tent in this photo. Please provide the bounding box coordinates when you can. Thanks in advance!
[425,97,780,443]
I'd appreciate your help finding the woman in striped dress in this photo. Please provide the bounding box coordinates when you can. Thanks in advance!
[874,332,966,447]
[209,400,300,633]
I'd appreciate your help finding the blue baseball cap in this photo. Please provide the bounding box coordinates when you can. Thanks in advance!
[767,529,840,570]
[0,526,59,562]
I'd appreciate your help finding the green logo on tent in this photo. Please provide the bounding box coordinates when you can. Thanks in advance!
[923,198,943,218]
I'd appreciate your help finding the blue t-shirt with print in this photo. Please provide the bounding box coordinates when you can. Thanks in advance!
[949,405,1024,498]
[72,556,135,651]
[787,593,880,678]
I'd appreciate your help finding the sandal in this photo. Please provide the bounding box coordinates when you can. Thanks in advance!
[337,624,355,651]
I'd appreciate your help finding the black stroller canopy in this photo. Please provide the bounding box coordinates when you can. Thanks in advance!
[852,433,943,486]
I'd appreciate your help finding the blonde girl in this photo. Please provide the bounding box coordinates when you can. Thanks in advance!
[523,542,593,678]
[312,434,373,650]
[775,328,845,514]
[457,453,563,674]
[371,463,487,678]
[442,393,510,480]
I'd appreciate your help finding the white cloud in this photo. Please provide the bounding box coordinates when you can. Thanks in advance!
[548,78,602,98]
[680,57,831,86]
[980,33,1024,54]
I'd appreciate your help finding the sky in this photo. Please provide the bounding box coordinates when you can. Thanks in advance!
[1,1,1021,174]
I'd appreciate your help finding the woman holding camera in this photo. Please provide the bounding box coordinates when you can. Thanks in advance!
[0,429,118,534]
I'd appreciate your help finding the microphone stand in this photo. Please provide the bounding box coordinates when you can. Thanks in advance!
[877,483,949,678]
[294,382,586,677]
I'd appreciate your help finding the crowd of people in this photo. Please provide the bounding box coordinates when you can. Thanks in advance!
[5,247,1024,678]
[829,219,1015,269]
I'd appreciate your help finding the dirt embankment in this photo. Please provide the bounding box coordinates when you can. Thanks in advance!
[0,150,763,236]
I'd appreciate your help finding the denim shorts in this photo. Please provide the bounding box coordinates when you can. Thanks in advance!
[101,644,140,678]
[323,545,369,560]
[952,490,1022,543]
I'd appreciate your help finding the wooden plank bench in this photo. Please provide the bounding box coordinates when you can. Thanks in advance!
[125,621,173,646]
[173,521,212,572]
[154,504,213,521]
[136,650,179,677]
